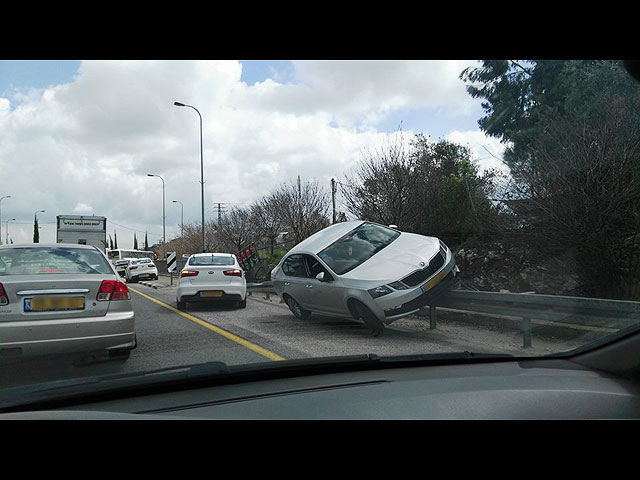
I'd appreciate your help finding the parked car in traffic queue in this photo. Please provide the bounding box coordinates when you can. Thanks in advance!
[270,221,458,336]
[0,244,136,361]
[115,258,135,277]
[125,258,158,283]
[176,253,247,309]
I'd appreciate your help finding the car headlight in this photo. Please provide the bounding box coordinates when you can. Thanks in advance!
[368,285,393,298]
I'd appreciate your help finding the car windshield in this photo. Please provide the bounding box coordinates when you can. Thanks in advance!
[318,222,400,274]
[1,59,640,407]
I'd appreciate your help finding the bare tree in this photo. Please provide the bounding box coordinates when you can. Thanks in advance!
[341,130,424,230]
[272,177,331,245]
[217,207,256,253]
[250,193,283,255]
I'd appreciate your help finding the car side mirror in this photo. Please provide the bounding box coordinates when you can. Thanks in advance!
[316,272,325,282]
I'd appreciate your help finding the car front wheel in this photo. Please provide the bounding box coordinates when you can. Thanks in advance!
[352,301,385,337]
[286,295,311,320]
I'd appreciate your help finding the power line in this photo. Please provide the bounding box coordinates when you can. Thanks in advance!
[106,220,163,238]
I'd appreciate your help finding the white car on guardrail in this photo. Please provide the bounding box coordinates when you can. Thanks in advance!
[270,220,458,336]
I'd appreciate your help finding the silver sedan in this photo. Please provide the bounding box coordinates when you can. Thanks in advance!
[271,221,457,336]
[0,244,136,361]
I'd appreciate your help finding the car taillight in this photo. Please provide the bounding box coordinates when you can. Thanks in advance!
[149,264,155,268]
[180,270,199,277]
[0,282,8,306]
[223,269,243,277]
[130,266,138,270]
[97,280,130,301]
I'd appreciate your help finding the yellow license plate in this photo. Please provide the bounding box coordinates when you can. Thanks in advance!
[201,291,223,297]
[26,296,85,312]
[421,269,448,292]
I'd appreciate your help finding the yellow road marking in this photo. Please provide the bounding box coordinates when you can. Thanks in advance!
[129,287,286,362]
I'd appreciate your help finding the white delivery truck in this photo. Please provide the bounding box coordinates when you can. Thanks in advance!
[56,215,108,253]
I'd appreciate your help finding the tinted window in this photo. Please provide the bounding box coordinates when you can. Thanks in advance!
[189,255,235,266]
[0,247,113,275]
[318,222,400,275]
[282,254,309,277]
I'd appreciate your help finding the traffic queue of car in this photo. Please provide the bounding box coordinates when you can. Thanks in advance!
[0,221,457,362]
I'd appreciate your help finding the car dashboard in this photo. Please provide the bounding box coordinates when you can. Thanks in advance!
[2,355,639,419]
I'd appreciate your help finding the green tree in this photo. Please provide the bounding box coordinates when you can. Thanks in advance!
[33,215,39,243]
[133,233,138,250]
[144,232,149,251]
[461,60,640,298]
[114,230,118,249]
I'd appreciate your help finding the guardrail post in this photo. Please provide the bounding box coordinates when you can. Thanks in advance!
[430,306,437,329]
[522,317,532,348]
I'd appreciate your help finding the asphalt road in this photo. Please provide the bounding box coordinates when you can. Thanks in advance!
[0,277,585,390]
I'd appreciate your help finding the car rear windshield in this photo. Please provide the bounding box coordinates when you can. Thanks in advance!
[318,222,400,275]
[188,255,235,266]
[0,247,114,275]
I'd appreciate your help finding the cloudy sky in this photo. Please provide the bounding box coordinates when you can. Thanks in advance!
[0,60,507,248]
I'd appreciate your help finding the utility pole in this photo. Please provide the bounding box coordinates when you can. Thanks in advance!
[215,202,227,226]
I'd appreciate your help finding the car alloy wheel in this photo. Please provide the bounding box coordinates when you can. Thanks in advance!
[352,301,385,337]
[286,296,311,320]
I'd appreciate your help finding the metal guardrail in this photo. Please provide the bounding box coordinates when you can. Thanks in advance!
[247,282,640,348]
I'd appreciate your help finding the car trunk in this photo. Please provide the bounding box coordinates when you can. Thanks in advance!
[0,274,113,322]
[130,262,155,278]
[186,265,235,286]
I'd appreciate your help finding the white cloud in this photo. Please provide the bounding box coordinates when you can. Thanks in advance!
[0,60,489,247]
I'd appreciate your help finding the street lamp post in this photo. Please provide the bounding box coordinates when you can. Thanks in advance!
[6,218,15,244]
[147,174,166,245]
[174,101,205,252]
[0,195,10,245]
[172,200,184,238]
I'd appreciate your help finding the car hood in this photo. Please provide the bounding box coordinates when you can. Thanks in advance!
[340,232,441,283]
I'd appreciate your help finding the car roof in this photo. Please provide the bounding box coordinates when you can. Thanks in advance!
[287,220,366,255]
[191,253,234,257]
[0,243,100,251]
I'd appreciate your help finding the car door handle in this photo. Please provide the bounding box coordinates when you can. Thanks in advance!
[284,282,291,286]
[305,284,313,288]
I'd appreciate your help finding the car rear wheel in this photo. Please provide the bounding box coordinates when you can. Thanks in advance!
[177,300,186,310]
[285,295,311,320]
[237,298,247,308]
[351,301,385,337]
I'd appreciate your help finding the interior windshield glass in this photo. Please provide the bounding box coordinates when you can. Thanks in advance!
[1,59,639,400]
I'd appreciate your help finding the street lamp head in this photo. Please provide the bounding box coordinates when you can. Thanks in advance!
[174,101,186,107]
[147,173,154,177]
